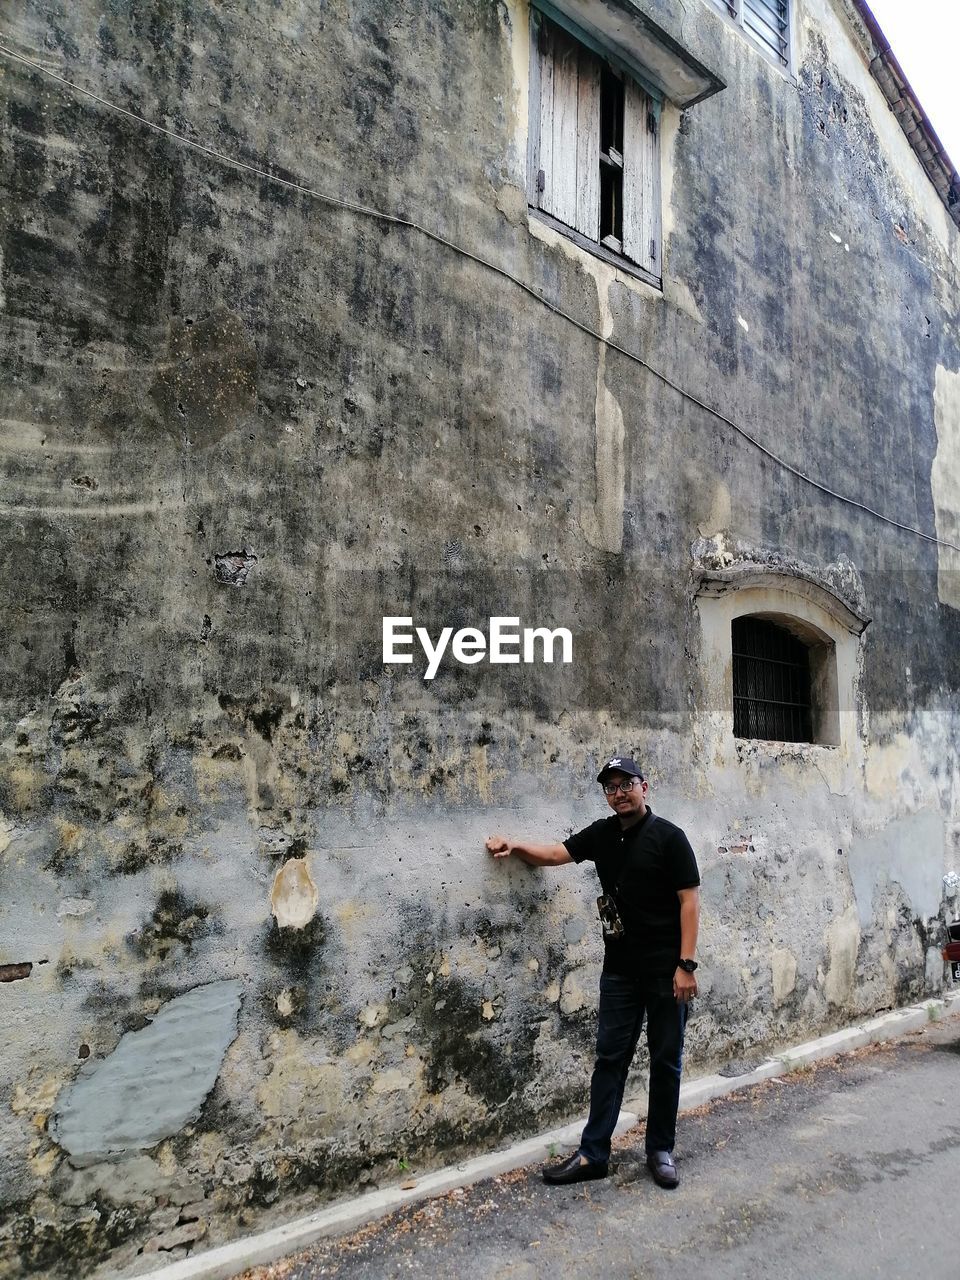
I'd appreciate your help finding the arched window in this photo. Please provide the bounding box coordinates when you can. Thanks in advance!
[731,613,840,745]
[732,616,812,742]
[695,562,869,759]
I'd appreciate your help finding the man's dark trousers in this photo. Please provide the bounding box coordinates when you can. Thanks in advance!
[578,972,688,1164]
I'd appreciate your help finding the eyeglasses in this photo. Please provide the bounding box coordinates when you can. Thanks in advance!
[602,778,641,795]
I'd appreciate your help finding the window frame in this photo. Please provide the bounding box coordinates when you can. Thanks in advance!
[694,569,870,772]
[731,613,838,745]
[709,0,795,78]
[527,4,664,289]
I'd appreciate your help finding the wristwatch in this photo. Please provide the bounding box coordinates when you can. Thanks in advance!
[678,958,698,973]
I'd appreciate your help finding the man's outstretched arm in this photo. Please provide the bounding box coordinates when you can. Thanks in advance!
[485,834,573,866]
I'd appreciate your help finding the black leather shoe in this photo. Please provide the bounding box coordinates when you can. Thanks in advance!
[542,1151,609,1185]
[646,1149,679,1188]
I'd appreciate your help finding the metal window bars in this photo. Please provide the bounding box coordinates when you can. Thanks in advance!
[732,616,813,743]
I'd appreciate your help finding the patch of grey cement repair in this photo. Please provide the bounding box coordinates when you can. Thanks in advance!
[51,981,243,1162]
[848,809,946,927]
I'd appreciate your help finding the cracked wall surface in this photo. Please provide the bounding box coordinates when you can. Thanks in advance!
[1,0,959,1274]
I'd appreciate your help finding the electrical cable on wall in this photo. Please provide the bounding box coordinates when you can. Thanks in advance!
[1,41,958,556]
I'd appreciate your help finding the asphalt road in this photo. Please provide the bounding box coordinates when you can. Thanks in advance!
[240,1013,960,1280]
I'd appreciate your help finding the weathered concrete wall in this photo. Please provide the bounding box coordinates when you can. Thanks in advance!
[1,0,958,1273]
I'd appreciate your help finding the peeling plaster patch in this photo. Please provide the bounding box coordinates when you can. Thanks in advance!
[925,946,943,991]
[257,1031,344,1125]
[213,548,258,587]
[848,810,946,928]
[345,1039,375,1067]
[771,948,797,1005]
[143,1220,207,1253]
[469,743,501,804]
[371,1069,412,1094]
[59,1155,196,1207]
[932,365,960,609]
[559,968,589,1015]
[823,905,860,1007]
[12,1076,61,1129]
[697,480,732,538]
[259,827,296,857]
[382,1014,415,1040]
[663,273,705,325]
[51,981,242,1161]
[494,183,527,226]
[270,857,318,929]
[0,962,32,982]
[359,1003,387,1029]
[658,104,683,269]
[502,0,530,176]
[57,898,94,919]
[590,277,625,553]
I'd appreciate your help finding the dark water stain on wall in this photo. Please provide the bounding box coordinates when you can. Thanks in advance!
[149,307,258,446]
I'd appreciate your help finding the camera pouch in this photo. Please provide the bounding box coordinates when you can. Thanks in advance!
[596,892,625,941]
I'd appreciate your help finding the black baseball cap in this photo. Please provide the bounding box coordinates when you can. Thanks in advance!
[597,755,644,783]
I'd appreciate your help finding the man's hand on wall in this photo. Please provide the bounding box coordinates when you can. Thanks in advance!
[485,834,512,859]
[485,837,572,867]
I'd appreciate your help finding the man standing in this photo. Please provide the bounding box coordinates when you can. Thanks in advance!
[485,755,700,1189]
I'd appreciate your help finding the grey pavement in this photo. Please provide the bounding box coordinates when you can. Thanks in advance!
[237,1012,960,1280]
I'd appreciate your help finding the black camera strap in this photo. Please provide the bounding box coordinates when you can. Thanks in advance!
[602,811,656,920]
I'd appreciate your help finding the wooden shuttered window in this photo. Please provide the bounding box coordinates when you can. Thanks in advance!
[622,78,662,278]
[535,21,601,238]
[529,11,662,283]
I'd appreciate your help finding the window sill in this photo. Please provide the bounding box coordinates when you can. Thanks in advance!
[528,207,663,291]
[734,737,840,754]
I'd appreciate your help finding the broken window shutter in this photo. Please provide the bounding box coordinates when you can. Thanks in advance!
[621,80,661,276]
[536,21,600,238]
[548,28,579,229]
[528,12,544,204]
[574,54,601,238]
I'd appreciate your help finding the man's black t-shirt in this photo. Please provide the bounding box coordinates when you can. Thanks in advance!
[563,808,700,978]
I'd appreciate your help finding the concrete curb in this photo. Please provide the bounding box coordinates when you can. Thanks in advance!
[633,989,960,1116]
[133,990,960,1280]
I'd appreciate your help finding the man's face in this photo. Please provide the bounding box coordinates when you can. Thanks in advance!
[602,771,648,820]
